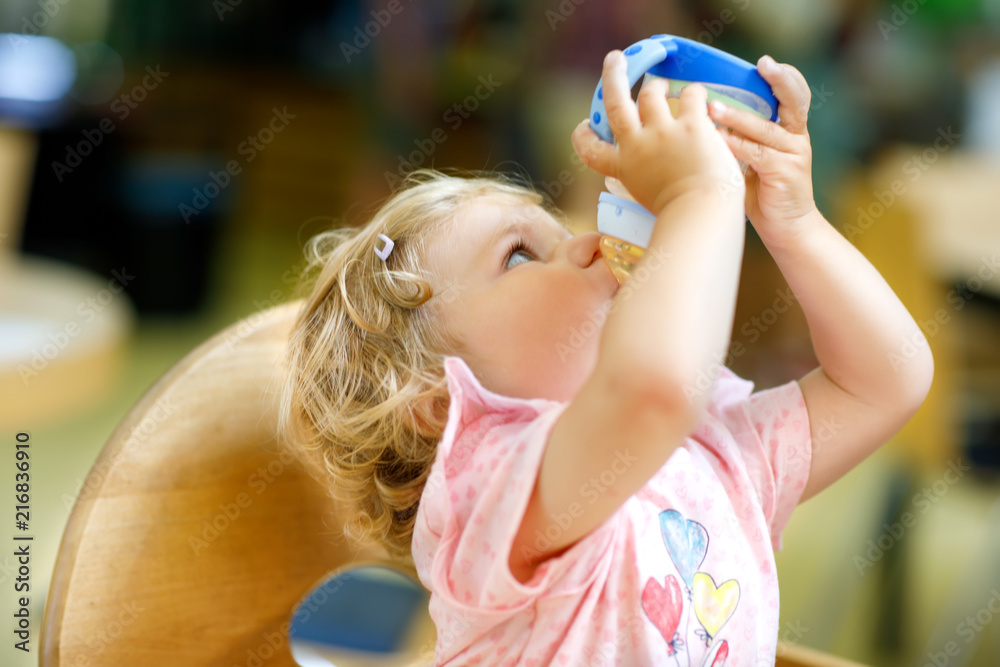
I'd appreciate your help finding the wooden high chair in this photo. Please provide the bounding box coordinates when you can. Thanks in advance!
[40,301,865,667]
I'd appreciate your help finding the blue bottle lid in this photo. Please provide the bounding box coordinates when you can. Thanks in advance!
[589,34,778,144]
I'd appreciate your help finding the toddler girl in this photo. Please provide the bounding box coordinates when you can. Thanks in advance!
[280,50,933,666]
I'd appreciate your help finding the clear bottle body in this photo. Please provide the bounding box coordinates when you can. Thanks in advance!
[599,176,648,284]
[599,233,646,285]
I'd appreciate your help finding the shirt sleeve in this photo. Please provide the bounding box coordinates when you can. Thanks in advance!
[711,367,813,550]
[413,356,620,617]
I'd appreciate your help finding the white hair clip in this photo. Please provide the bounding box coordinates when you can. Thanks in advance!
[374,233,395,261]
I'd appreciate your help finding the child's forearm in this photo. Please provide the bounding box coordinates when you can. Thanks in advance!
[760,210,934,405]
[599,188,746,414]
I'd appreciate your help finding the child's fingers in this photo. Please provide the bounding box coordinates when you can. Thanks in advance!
[636,77,673,128]
[676,82,709,119]
[600,51,641,140]
[757,55,811,135]
[708,102,796,153]
[572,119,619,177]
[718,128,776,175]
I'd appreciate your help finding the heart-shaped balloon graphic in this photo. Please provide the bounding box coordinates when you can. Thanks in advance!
[709,639,730,666]
[693,572,740,640]
[641,574,683,655]
[658,509,708,590]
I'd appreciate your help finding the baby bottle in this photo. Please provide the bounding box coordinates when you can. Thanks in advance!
[597,175,651,285]
[589,35,779,284]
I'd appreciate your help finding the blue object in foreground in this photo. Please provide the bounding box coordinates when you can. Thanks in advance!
[290,567,429,654]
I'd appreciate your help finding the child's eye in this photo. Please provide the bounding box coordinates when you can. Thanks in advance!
[504,238,534,270]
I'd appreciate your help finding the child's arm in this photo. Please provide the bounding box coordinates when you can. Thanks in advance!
[509,51,747,582]
[707,56,934,502]
[569,51,748,404]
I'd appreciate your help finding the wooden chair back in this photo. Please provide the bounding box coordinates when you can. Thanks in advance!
[40,301,410,665]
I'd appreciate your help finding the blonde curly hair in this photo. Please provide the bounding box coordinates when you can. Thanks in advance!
[278,168,558,566]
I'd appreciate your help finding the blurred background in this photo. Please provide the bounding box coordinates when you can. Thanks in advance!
[1,0,999,665]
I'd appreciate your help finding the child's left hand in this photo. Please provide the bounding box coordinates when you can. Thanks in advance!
[707,55,819,246]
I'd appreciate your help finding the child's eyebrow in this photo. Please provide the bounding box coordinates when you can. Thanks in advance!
[483,221,532,254]
[482,209,572,250]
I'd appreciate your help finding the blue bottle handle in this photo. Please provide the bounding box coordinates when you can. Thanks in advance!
[589,34,775,245]
[588,34,779,144]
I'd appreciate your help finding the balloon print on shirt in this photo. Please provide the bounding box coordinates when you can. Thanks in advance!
[707,640,729,667]
[692,572,741,644]
[640,573,684,656]
[641,509,741,667]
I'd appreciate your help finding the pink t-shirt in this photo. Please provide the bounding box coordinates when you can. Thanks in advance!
[412,355,812,666]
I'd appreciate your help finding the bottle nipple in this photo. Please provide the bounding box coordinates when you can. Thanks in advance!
[604,176,634,201]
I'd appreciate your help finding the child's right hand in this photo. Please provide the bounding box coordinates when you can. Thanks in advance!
[572,50,744,216]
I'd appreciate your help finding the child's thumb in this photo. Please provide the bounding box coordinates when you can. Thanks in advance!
[572,119,619,178]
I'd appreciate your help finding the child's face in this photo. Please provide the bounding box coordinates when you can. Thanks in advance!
[425,194,619,402]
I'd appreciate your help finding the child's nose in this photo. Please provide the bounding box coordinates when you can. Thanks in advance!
[563,231,603,268]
